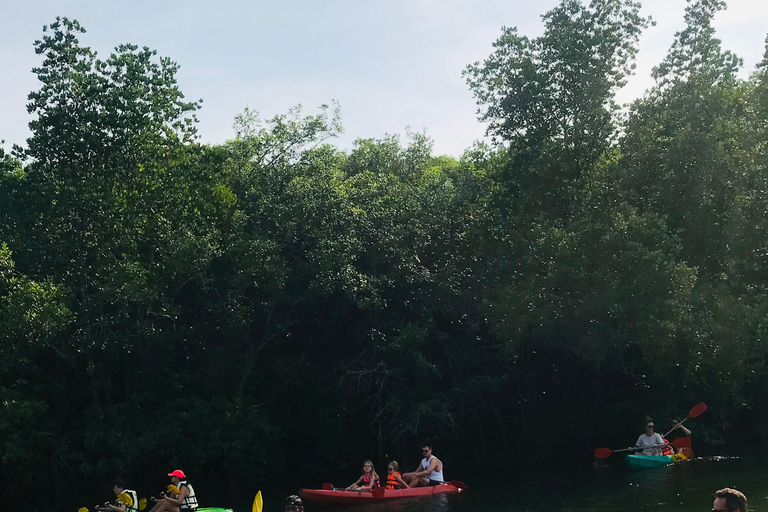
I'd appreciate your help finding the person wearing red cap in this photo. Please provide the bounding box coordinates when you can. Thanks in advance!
[147,469,198,512]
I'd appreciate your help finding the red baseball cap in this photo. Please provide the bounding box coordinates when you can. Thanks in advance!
[168,470,185,478]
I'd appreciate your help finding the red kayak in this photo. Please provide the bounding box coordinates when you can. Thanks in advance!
[299,481,467,504]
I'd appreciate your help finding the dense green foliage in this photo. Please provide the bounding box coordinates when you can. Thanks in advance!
[2,2,768,509]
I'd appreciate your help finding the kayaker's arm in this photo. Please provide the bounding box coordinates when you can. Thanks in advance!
[345,476,364,491]
[412,457,439,478]
[97,503,127,512]
[671,420,691,436]
[633,443,650,454]
[164,485,189,507]
[402,463,421,481]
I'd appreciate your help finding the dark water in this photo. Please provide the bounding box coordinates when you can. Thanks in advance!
[252,456,767,512]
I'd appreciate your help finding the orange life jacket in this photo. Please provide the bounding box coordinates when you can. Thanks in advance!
[386,472,402,489]
[662,439,672,455]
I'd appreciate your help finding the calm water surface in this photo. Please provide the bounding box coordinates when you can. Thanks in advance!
[258,456,768,512]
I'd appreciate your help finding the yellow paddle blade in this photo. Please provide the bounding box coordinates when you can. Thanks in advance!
[167,484,180,495]
[253,490,263,512]
[139,498,148,510]
[117,492,134,506]
[78,508,89,512]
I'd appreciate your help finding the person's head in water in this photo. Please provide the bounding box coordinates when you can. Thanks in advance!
[285,495,303,512]
[713,488,748,512]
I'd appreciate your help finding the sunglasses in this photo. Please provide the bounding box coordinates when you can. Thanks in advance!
[646,425,654,428]
[387,467,394,471]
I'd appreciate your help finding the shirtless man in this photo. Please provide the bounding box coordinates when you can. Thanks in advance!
[402,443,444,487]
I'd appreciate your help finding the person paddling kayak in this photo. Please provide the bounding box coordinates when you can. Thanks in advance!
[635,418,664,455]
[96,479,139,512]
[147,469,198,512]
[666,418,692,453]
[402,443,444,487]
[345,460,380,490]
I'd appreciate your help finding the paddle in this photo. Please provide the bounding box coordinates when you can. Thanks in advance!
[663,402,707,438]
[594,437,691,459]
[594,446,641,459]
[449,480,468,490]
[372,480,466,496]
[252,490,263,512]
[322,483,355,491]
[81,493,149,512]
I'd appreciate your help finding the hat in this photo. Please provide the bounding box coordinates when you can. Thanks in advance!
[285,495,303,507]
[167,470,186,478]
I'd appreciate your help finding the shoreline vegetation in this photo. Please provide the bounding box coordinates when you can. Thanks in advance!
[2,1,768,510]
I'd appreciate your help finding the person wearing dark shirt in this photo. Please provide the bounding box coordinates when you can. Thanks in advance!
[666,418,692,454]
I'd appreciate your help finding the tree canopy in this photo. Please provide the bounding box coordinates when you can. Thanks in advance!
[2,3,768,510]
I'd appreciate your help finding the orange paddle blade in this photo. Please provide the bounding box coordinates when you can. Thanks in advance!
[594,447,614,459]
[689,402,707,418]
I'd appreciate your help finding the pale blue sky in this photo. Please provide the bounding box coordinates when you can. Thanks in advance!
[2,0,767,156]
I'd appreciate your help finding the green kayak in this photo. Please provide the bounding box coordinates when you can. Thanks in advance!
[626,452,689,469]
[626,454,673,468]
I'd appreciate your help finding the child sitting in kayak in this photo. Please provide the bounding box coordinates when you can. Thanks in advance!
[385,461,409,489]
[345,460,380,490]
